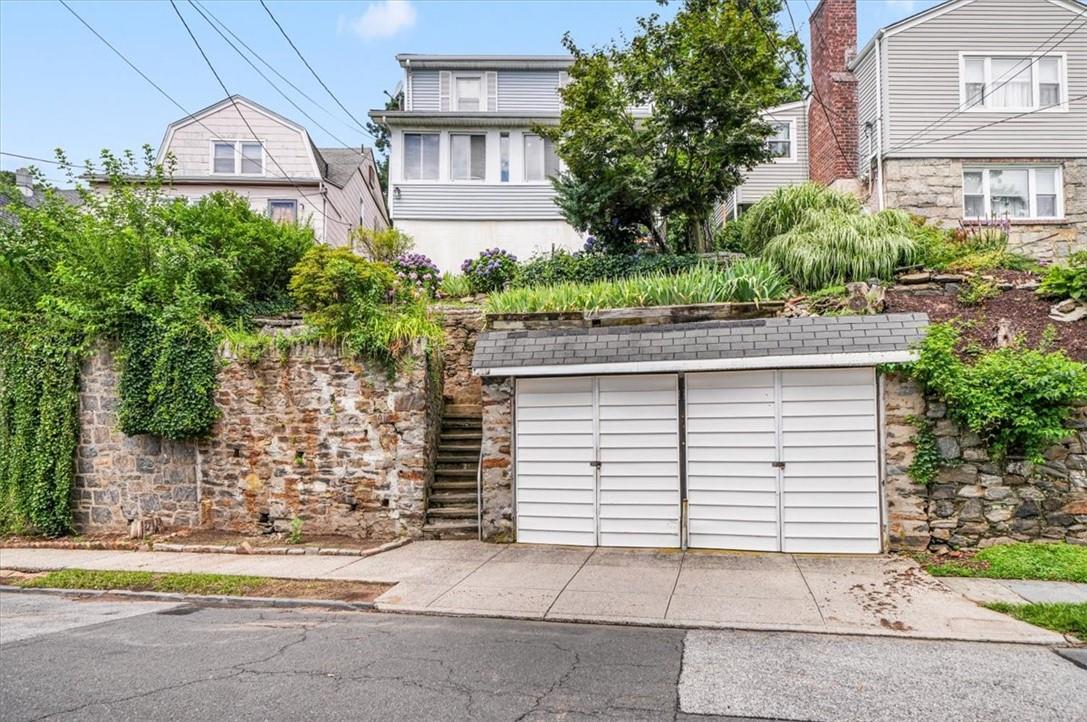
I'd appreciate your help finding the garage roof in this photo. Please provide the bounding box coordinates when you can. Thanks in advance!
[472,313,928,377]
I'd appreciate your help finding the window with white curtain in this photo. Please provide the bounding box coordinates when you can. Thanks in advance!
[403,133,439,180]
[211,141,264,175]
[454,75,482,111]
[767,122,793,159]
[962,167,1062,220]
[960,54,1065,111]
[524,133,559,181]
[451,134,486,181]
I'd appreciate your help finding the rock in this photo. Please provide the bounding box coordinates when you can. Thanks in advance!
[933,274,966,283]
[978,536,1017,549]
[937,437,961,460]
[984,486,1013,501]
[985,508,1013,523]
[1015,500,1041,519]
[938,465,978,485]
[898,272,932,284]
[959,499,984,521]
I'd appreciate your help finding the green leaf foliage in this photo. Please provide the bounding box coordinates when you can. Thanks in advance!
[1037,252,1087,301]
[760,208,918,291]
[907,323,1087,462]
[513,250,701,289]
[740,182,861,256]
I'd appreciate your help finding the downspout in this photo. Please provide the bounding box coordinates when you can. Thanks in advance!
[874,33,886,212]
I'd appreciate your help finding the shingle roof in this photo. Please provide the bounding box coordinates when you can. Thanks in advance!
[472,313,929,376]
[316,147,368,188]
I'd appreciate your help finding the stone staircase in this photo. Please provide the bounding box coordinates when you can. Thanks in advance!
[423,405,482,539]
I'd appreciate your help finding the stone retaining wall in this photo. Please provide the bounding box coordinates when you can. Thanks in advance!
[883,375,1087,551]
[480,377,514,542]
[73,343,439,539]
[438,307,484,407]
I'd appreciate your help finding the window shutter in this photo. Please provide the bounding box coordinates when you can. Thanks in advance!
[558,70,569,89]
[486,71,498,111]
[439,71,451,111]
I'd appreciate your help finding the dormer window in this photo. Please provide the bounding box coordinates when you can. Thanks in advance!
[454,75,482,111]
[211,141,263,175]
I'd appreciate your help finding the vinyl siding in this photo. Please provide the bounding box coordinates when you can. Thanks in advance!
[409,70,440,111]
[163,102,318,178]
[392,183,562,220]
[883,0,1087,158]
[733,103,809,204]
[497,70,563,113]
[854,46,881,177]
[323,159,390,247]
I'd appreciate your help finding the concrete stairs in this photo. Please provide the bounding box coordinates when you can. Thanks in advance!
[423,405,481,539]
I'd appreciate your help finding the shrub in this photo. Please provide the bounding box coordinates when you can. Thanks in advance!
[761,208,918,291]
[351,227,414,263]
[913,218,1033,272]
[957,276,1000,306]
[907,323,1087,462]
[393,253,440,298]
[438,273,473,298]
[740,182,861,255]
[486,260,788,313]
[289,246,397,338]
[713,220,745,253]
[513,250,700,289]
[461,248,518,293]
[1037,252,1087,301]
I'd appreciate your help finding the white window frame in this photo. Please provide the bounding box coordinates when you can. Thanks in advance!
[767,119,797,163]
[449,133,487,183]
[401,131,441,181]
[209,140,266,176]
[452,73,484,112]
[958,52,1068,113]
[267,198,298,223]
[522,132,561,183]
[962,166,1064,221]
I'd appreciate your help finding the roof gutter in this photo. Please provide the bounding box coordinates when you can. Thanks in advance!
[474,350,917,379]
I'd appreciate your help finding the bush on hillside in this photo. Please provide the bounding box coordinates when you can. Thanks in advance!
[1037,252,1087,301]
[394,252,440,298]
[761,208,918,290]
[351,227,414,263]
[461,248,518,293]
[740,182,861,255]
[513,249,701,289]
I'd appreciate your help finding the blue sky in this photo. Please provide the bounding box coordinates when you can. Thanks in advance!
[0,0,939,181]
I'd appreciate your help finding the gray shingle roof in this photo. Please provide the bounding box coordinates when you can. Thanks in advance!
[316,147,368,188]
[472,313,929,375]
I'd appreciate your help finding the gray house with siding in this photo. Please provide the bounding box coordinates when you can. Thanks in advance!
[371,55,585,272]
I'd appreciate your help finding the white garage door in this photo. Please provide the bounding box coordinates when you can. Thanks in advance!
[514,375,681,547]
[685,368,881,554]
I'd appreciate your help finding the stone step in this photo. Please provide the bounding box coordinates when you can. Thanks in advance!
[427,505,478,519]
[422,520,479,540]
[441,431,483,442]
[444,404,482,417]
[428,491,477,506]
[431,480,477,492]
[436,453,478,464]
[438,443,482,455]
[434,468,477,480]
[442,418,482,430]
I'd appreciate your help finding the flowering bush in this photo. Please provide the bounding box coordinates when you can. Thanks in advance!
[461,248,518,293]
[394,252,440,298]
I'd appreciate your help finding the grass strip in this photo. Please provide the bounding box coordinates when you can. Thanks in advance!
[985,602,1087,638]
[922,543,1087,583]
[15,569,266,596]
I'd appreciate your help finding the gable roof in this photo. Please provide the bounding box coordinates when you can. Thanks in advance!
[316,146,370,188]
[472,313,928,377]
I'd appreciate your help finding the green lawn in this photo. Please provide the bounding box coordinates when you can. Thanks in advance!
[16,569,266,596]
[923,543,1087,583]
[985,602,1087,638]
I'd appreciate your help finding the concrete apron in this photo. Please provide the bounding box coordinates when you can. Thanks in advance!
[0,543,1067,645]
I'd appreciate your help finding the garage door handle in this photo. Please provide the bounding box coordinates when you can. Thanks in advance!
[589,461,602,468]
[772,461,786,469]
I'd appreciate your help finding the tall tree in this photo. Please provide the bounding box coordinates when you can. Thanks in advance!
[548,0,805,253]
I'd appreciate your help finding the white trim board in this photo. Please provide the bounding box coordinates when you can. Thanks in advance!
[475,350,917,378]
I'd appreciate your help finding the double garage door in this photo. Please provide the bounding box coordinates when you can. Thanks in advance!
[514,369,881,554]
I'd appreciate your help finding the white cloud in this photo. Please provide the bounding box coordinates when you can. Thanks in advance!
[340,0,416,40]
[885,0,919,11]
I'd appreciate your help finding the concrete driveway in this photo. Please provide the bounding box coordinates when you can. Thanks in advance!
[327,542,1063,644]
[0,542,1065,644]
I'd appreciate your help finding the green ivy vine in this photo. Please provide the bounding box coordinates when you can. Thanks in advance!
[906,415,942,486]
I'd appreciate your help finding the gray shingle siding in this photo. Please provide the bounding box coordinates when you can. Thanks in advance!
[472,313,929,374]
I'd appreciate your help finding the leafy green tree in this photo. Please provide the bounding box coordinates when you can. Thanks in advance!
[365,94,402,199]
[548,0,805,252]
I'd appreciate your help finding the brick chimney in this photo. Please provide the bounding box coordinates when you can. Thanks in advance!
[808,0,858,188]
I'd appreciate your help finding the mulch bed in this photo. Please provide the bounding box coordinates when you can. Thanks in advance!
[887,287,1086,361]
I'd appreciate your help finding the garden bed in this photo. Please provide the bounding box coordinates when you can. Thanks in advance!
[487,300,786,330]
[1,531,400,557]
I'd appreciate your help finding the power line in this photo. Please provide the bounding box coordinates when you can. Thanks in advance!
[167,0,348,227]
[184,0,388,225]
[258,0,373,138]
[889,9,1086,153]
[0,151,94,171]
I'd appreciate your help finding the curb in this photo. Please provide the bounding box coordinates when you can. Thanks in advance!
[1,537,412,558]
[0,584,375,612]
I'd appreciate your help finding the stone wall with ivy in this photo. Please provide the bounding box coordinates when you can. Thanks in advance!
[883,377,1087,551]
[72,343,440,539]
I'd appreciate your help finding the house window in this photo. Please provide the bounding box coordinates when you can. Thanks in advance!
[450,134,486,181]
[403,133,439,180]
[499,132,510,182]
[212,141,264,175]
[962,167,1062,220]
[524,133,559,181]
[268,199,298,224]
[961,55,1065,110]
[454,75,482,112]
[767,122,792,160]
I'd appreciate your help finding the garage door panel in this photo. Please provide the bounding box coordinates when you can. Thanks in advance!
[783,399,875,417]
[595,418,677,434]
[686,417,776,433]
[599,446,678,463]
[599,404,677,420]
[518,391,598,408]
[687,370,774,389]
[517,488,595,504]
[518,446,595,462]
[516,461,597,477]
[785,461,877,477]
[784,476,878,493]
[687,489,777,508]
[783,415,876,432]
[519,377,594,394]
[688,461,776,478]
[686,432,777,448]
[787,491,878,507]
[782,384,875,402]
[603,461,679,478]
[599,490,677,505]
[688,518,778,538]
[599,432,677,449]
[784,506,879,523]
[782,368,873,386]
[686,386,774,404]
[687,446,776,463]
[598,389,676,406]
[785,536,881,554]
[518,514,594,532]
[517,474,595,491]
[518,530,595,546]
[689,504,777,523]
[688,476,777,493]
[518,502,596,519]
[517,405,594,421]
[601,475,683,492]
[599,504,680,520]
[784,430,875,446]
[516,420,595,437]
[599,532,678,548]
[689,534,779,552]
[686,402,775,419]
[784,522,881,540]
[783,445,876,462]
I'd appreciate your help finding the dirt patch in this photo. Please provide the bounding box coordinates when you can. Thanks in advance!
[161,529,391,552]
[887,287,1086,361]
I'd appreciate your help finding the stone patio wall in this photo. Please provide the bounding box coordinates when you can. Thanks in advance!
[73,343,439,539]
[882,374,1087,551]
[438,307,484,407]
[479,376,514,542]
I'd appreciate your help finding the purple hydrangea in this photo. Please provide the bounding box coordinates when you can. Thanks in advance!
[394,252,441,298]
[461,248,518,293]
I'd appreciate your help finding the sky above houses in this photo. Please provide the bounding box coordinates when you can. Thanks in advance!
[0,0,940,182]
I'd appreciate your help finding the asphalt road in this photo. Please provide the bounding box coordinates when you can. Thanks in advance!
[1,591,1084,721]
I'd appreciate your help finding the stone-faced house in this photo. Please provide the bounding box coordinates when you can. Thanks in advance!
[94,95,390,246]
[725,0,1087,261]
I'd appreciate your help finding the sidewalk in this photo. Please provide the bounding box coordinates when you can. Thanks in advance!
[939,577,1087,605]
[0,542,1070,645]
